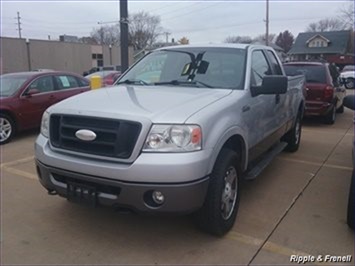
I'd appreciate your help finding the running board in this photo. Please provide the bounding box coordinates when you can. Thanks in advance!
[244,142,288,180]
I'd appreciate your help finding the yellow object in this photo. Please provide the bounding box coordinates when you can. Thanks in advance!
[90,75,102,90]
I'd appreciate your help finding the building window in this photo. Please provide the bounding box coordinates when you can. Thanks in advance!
[92,53,104,67]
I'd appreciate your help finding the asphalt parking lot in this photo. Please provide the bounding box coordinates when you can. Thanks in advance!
[1,104,354,265]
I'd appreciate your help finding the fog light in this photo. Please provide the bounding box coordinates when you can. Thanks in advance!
[152,191,165,204]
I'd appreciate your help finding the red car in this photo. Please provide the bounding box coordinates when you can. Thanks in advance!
[0,71,90,144]
[284,62,346,124]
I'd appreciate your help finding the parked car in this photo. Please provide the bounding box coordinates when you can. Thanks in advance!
[0,71,90,144]
[342,65,355,72]
[284,62,346,124]
[343,95,355,229]
[35,44,305,235]
[83,65,122,76]
[85,71,121,86]
[340,65,354,89]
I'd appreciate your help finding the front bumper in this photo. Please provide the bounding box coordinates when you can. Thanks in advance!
[35,134,212,213]
[36,160,209,213]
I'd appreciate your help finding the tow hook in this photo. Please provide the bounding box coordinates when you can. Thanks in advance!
[47,189,58,196]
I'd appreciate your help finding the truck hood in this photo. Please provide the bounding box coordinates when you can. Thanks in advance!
[50,85,233,123]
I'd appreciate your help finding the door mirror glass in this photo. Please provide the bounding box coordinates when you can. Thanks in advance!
[251,75,287,97]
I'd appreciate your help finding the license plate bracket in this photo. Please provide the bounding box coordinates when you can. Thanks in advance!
[67,181,97,207]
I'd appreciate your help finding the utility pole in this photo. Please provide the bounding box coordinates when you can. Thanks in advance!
[16,11,22,39]
[163,32,171,43]
[265,0,269,46]
[120,0,129,72]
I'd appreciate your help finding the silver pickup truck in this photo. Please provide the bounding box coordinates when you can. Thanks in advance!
[35,44,305,235]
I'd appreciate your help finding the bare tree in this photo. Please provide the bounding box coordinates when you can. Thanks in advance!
[275,30,294,53]
[224,35,253,44]
[79,36,99,45]
[90,25,120,45]
[306,18,347,32]
[252,33,276,44]
[128,11,162,50]
[338,1,354,29]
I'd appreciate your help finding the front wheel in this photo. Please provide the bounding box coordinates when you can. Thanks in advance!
[194,148,240,236]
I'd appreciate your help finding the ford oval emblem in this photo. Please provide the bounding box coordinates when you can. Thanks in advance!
[75,129,97,141]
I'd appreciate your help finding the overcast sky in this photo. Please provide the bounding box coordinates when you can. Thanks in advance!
[1,0,351,44]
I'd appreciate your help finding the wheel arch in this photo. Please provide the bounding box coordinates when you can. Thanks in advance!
[0,109,18,132]
[208,129,248,174]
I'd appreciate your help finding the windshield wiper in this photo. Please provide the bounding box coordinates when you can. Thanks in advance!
[154,80,214,88]
[116,79,149,85]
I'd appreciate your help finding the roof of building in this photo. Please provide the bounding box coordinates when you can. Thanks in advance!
[288,30,350,55]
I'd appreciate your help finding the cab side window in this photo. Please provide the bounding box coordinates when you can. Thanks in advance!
[29,76,55,93]
[251,50,272,87]
[54,75,79,90]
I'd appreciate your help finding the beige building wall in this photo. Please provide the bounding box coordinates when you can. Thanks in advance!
[29,39,92,74]
[0,37,28,74]
[1,37,134,75]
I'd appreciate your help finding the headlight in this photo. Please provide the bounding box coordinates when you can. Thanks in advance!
[40,111,50,138]
[143,124,202,152]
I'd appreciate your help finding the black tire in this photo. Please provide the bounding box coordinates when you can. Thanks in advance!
[194,148,240,236]
[337,104,344,114]
[345,78,354,90]
[282,113,302,152]
[324,105,336,125]
[0,114,15,145]
[347,171,354,229]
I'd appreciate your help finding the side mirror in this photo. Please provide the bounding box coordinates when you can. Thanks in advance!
[343,95,355,111]
[26,88,40,96]
[251,75,288,97]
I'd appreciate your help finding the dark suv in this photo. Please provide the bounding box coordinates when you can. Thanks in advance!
[284,62,346,124]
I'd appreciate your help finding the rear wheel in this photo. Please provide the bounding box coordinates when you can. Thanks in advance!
[345,78,354,90]
[324,105,336,125]
[0,114,15,145]
[194,148,240,236]
[337,104,344,114]
[282,113,302,152]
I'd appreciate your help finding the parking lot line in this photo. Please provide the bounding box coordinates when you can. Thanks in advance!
[228,231,334,266]
[0,156,34,168]
[227,231,311,260]
[277,157,353,171]
[2,166,38,180]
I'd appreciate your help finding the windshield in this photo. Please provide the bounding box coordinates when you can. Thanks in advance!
[117,48,246,89]
[284,65,326,84]
[0,75,29,97]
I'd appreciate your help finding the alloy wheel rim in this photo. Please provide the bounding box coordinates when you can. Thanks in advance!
[295,119,301,144]
[221,166,238,220]
[0,118,12,142]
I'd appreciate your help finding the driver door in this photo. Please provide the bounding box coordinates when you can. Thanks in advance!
[17,75,56,129]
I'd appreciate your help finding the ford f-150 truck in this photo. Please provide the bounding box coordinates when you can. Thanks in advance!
[35,44,305,235]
